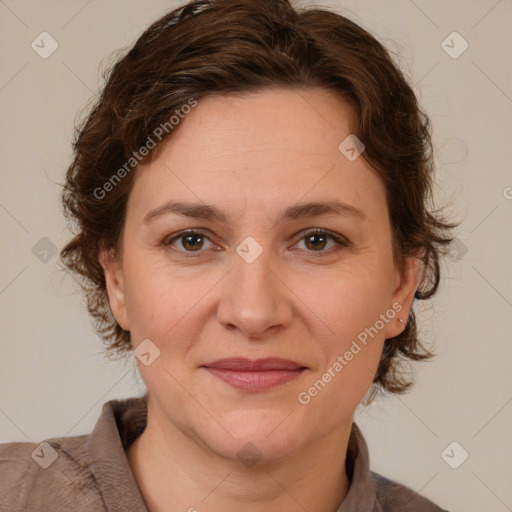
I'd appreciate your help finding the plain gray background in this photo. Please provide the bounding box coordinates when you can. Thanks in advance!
[1,1,511,511]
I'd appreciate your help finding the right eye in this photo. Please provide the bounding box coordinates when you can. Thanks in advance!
[163,230,219,258]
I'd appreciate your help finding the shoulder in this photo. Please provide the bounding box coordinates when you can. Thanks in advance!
[371,471,450,512]
[0,434,105,511]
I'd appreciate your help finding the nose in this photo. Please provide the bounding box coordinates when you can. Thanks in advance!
[217,245,293,340]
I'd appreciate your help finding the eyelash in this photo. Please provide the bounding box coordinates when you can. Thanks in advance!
[163,229,349,259]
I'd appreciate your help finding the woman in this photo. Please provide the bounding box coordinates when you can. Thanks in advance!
[0,0,455,510]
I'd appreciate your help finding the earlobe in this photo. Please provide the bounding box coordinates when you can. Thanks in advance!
[385,254,422,339]
[98,247,130,331]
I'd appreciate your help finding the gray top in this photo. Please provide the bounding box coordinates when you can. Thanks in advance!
[0,396,449,511]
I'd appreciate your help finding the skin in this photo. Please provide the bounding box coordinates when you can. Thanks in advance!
[99,87,420,512]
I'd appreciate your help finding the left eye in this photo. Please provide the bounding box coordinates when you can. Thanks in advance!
[164,229,348,257]
[293,229,348,255]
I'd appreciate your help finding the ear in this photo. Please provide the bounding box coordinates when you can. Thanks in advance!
[98,245,130,331]
[384,253,422,339]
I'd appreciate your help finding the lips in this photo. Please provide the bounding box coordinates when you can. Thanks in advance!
[201,357,307,391]
[203,357,305,371]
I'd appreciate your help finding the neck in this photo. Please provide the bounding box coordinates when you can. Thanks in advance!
[127,404,352,512]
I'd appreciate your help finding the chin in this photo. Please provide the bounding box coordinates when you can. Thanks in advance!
[196,411,307,466]
[215,433,303,467]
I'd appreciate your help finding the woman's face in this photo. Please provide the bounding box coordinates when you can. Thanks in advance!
[101,87,418,463]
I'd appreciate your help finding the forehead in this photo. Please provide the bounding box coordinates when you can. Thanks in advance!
[127,87,386,223]
[172,87,355,162]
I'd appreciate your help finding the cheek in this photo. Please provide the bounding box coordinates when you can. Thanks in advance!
[121,252,221,353]
[300,262,393,406]
[297,273,389,419]
[122,256,181,340]
[313,265,394,344]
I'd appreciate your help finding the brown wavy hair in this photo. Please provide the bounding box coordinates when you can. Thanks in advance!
[60,0,456,400]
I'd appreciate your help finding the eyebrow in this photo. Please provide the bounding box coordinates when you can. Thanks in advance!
[143,200,365,225]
